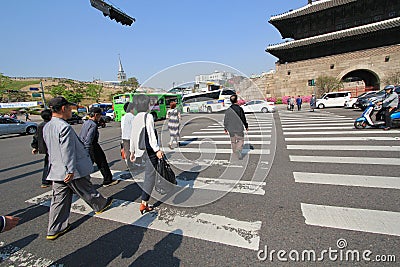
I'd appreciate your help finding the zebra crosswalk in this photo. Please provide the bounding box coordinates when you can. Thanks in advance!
[24,113,274,252]
[279,109,400,237]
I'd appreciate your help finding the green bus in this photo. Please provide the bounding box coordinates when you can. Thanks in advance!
[112,92,183,122]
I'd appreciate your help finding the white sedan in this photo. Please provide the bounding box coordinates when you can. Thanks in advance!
[344,98,358,108]
[241,100,276,113]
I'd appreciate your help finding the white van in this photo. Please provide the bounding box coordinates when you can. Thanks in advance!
[316,91,352,109]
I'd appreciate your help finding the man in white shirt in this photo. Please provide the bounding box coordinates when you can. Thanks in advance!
[121,102,135,169]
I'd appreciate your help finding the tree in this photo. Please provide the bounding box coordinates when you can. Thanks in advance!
[85,84,103,103]
[46,84,66,97]
[0,73,11,102]
[315,75,343,96]
[383,71,400,85]
[120,77,140,93]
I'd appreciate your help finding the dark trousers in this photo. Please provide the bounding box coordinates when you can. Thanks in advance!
[141,152,158,202]
[297,104,302,111]
[384,107,396,128]
[90,143,113,184]
[42,154,51,185]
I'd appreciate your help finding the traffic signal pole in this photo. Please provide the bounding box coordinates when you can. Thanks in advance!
[40,81,47,108]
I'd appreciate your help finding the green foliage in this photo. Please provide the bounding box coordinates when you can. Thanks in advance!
[46,84,66,97]
[85,84,103,103]
[315,75,343,96]
[120,76,140,93]
[383,71,400,85]
[276,98,282,104]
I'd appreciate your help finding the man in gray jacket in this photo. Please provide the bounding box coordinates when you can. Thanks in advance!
[44,97,113,240]
[377,85,398,130]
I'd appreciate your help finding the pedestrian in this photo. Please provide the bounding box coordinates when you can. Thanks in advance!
[286,96,291,110]
[1,215,19,232]
[25,112,31,121]
[377,85,398,130]
[166,101,181,149]
[290,96,295,111]
[129,94,164,214]
[310,94,317,112]
[79,107,119,187]
[296,95,302,111]
[44,96,113,240]
[121,101,136,170]
[224,94,248,160]
[31,109,52,188]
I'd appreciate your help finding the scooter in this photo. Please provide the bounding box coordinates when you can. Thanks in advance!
[354,100,400,129]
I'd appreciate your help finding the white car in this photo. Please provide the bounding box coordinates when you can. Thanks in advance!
[241,100,276,113]
[105,109,114,120]
[344,98,358,108]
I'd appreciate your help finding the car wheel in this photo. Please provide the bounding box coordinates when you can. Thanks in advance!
[207,107,212,113]
[352,103,357,109]
[26,126,37,135]
[318,104,325,109]
[261,107,268,113]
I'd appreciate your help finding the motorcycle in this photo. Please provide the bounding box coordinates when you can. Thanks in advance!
[354,100,400,129]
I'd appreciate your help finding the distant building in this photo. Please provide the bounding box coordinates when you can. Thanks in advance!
[117,56,127,82]
[259,0,400,98]
[195,71,235,85]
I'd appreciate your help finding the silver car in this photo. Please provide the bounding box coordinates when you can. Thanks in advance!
[0,117,37,135]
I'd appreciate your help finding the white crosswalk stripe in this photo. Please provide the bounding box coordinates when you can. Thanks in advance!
[280,110,400,236]
[26,192,262,251]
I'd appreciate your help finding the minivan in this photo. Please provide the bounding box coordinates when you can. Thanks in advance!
[316,91,351,109]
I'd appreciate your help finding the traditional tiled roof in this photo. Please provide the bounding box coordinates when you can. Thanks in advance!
[267,17,400,51]
[270,0,357,21]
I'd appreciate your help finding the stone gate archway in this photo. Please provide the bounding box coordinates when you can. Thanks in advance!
[341,69,380,90]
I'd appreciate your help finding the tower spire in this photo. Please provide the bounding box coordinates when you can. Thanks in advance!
[117,54,127,82]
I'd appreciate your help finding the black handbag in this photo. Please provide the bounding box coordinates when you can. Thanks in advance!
[138,114,148,150]
[155,157,177,195]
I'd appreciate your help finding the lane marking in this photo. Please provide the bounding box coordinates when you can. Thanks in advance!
[283,126,352,130]
[284,130,400,135]
[92,170,267,195]
[301,203,400,236]
[285,136,400,141]
[290,155,400,165]
[26,194,262,251]
[281,123,354,127]
[165,147,270,155]
[287,145,400,151]
[179,140,271,145]
[182,134,271,139]
[294,172,400,189]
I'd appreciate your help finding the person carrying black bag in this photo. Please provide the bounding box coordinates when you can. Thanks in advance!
[129,95,164,214]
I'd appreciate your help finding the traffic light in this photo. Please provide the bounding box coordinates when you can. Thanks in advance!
[308,79,315,86]
[90,0,135,26]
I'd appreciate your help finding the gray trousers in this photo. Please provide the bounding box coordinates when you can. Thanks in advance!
[47,175,108,235]
[230,133,244,154]
[122,139,135,171]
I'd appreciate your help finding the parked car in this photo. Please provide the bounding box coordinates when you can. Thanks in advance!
[242,100,276,113]
[0,117,37,135]
[344,98,358,109]
[316,91,351,109]
[66,113,83,125]
[105,109,114,121]
[356,86,400,110]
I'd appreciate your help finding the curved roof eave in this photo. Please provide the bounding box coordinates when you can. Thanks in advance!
[267,17,400,51]
[270,0,357,22]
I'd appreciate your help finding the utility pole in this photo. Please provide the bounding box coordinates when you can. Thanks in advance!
[40,81,47,108]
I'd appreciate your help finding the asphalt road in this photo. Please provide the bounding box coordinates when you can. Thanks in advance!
[0,105,399,266]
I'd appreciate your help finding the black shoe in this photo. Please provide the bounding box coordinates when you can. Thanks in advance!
[383,127,391,131]
[102,180,119,187]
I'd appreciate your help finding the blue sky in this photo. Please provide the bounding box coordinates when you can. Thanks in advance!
[0,0,305,89]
